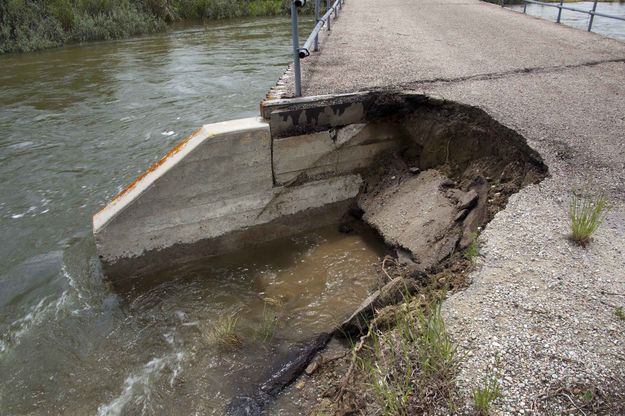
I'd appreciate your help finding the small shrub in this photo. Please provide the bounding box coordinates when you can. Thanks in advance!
[569,191,608,246]
[48,0,77,31]
[144,0,177,22]
[472,367,501,415]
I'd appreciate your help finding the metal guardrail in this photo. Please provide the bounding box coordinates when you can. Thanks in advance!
[501,0,625,32]
[290,0,345,97]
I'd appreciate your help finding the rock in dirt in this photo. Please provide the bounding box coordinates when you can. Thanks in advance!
[340,276,421,336]
[455,189,479,210]
[459,176,489,249]
[305,357,320,375]
[320,337,349,363]
[359,169,472,271]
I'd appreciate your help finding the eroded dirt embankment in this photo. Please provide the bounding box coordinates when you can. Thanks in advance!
[336,99,547,334]
[227,96,549,415]
[361,102,546,267]
[271,103,548,414]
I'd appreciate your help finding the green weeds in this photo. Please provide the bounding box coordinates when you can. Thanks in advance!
[463,232,480,262]
[569,191,608,247]
[472,366,501,415]
[362,312,415,416]
[257,303,278,342]
[417,304,459,384]
[614,307,625,321]
[358,300,460,415]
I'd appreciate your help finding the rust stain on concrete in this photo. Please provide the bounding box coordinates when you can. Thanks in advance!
[96,127,205,215]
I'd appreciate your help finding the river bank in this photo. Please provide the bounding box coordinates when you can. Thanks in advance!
[0,0,309,53]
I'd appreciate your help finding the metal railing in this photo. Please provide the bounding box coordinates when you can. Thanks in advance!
[290,0,345,97]
[501,0,625,32]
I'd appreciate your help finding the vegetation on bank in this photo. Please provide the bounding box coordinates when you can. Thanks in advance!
[358,302,461,415]
[0,0,300,53]
[569,190,608,247]
[207,314,243,350]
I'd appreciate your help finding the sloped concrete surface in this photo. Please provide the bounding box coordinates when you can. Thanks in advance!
[93,117,364,273]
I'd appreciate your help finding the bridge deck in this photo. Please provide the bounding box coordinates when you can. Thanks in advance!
[292,0,625,95]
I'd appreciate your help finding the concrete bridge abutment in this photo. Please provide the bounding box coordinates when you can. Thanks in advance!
[93,91,546,285]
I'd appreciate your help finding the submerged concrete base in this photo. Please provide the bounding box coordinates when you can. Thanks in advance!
[102,199,354,291]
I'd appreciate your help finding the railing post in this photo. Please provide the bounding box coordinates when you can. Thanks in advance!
[523,0,527,13]
[556,0,564,23]
[588,0,598,31]
[314,0,320,51]
[290,1,302,97]
[327,0,331,31]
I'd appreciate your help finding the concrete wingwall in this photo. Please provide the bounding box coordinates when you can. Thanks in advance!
[93,94,399,282]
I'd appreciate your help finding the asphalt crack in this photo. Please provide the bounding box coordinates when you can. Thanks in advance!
[394,58,625,90]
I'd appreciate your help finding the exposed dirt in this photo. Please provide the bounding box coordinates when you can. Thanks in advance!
[354,99,547,274]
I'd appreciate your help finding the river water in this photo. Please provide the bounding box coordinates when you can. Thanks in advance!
[509,1,625,40]
[0,17,386,415]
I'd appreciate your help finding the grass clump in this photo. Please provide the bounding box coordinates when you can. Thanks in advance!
[416,304,459,383]
[569,191,608,247]
[257,303,278,342]
[472,367,501,415]
[614,307,625,321]
[208,314,243,350]
[359,309,415,415]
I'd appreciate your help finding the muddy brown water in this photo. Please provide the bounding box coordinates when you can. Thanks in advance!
[0,17,390,415]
